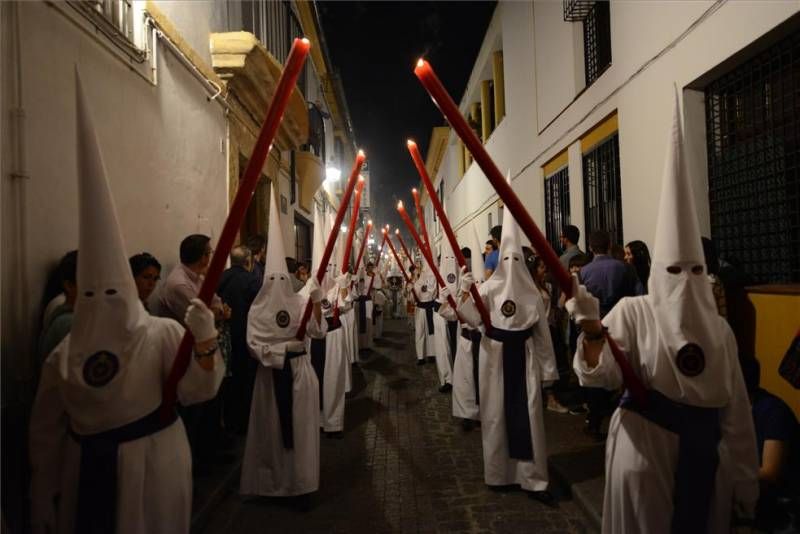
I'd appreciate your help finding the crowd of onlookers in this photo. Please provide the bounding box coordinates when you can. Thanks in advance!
[37,233,312,477]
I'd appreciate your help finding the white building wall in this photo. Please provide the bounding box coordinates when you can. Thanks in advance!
[438,0,799,257]
[1,1,230,387]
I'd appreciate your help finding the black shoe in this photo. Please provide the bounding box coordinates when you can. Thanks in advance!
[568,405,588,416]
[325,431,344,439]
[438,383,453,393]
[292,493,313,512]
[461,419,476,431]
[416,359,426,366]
[487,484,516,493]
[427,356,436,364]
[528,490,558,508]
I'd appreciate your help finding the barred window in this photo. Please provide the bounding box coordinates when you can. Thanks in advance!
[583,133,623,247]
[295,215,312,266]
[544,166,571,252]
[583,1,612,87]
[705,30,800,284]
[243,0,307,92]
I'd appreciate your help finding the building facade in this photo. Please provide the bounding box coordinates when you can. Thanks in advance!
[0,1,355,528]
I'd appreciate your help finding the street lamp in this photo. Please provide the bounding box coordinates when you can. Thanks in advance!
[325,166,342,182]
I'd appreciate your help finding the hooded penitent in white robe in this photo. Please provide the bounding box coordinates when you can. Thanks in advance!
[458,195,557,491]
[241,184,326,497]
[301,205,348,433]
[355,263,374,353]
[369,268,386,339]
[414,263,453,386]
[572,91,758,533]
[29,72,224,534]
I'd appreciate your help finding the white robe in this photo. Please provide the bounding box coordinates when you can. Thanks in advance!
[459,288,557,491]
[29,316,224,534]
[439,301,479,420]
[573,297,759,533]
[413,274,452,383]
[311,288,348,432]
[240,314,326,497]
[341,306,358,365]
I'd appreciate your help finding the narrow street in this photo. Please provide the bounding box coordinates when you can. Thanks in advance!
[200,318,590,534]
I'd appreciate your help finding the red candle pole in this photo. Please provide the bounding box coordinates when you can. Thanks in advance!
[411,188,431,256]
[386,231,419,302]
[397,201,460,312]
[354,220,373,272]
[395,229,414,268]
[414,58,647,406]
[163,38,311,418]
[341,178,365,274]
[407,139,492,329]
[295,150,366,339]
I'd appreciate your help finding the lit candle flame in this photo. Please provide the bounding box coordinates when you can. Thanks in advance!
[407,139,416,147]
[397,200,404,209]
[416,58,425,68]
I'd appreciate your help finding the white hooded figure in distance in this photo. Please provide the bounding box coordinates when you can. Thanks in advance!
[240,183,326,498]
[567,91,758,533]
[367,260,387,339]
[354,258,374,353]
[29,72,224,534]
[457,195,558,500]
[300,205,348,436]
[414,251,453,389]
[439,225,486,425]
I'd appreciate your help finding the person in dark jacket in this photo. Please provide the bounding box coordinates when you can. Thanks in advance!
[217,245,261,434]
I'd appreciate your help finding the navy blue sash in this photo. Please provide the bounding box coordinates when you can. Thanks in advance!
[357,296,370,333]
[461,327,482,405]
[70,407,178,534]
[272,350,306,449]
[620,389,721,533]
[310,338,325,410]
[446,320,458,360]
[417,300,440,335]
[486,326,534,460]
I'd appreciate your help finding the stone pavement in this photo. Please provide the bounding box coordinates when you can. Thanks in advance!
[198,318,600,534]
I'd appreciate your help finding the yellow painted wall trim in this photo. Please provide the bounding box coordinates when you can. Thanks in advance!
[144,1,225,92]
[581,112,618,153]
[543,149,569,177]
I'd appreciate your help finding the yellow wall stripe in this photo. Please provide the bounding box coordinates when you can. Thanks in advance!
[581,113,618,153]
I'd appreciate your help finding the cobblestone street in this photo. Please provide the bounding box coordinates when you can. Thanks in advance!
[200,319,590,534]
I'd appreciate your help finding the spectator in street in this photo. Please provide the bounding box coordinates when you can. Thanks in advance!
[558,225,583,272]
[217,246,261,435]
[295,261,310,292]
[702,237,727,317]
[529,255,570,414]
[160,234,229,474]
[129,252,161,311]
[576,229,635,439]
[39,250,78,360]
[484,224,501,279]
[624,240,651,294]
[246,234,266,283]
[741,356,799,532]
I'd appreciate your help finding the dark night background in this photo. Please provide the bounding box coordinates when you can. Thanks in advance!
[319,1,496,243]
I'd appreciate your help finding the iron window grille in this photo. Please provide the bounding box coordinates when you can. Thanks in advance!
[243,0,307,94]
[544,166,571,252]
[295,215,312,266]
[583,133,623,248]
[563,0,596,22]
[705,30,800,284]
[583,1,612,87]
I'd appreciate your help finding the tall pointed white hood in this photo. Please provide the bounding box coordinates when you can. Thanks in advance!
[313,203,335,294]
[470,221,484,283]
[646,88,729,405]
[249,183,307,341]
[439,234,459,295]
[480,173,541,330]
[70,69,146,365]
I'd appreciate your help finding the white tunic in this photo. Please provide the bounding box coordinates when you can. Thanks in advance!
[414,275,452,385]
[439,301,479,420]
[573,297,759,533]
[29,316,224,534]
[240,283,326,497]
[313,286,348,432]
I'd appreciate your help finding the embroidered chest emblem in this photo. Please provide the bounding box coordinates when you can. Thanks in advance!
[501,299,516,317]
[446,273,456,284]
[676,343,705,377]
[83,351,119,387]
[275,310,291,328]
[321,298,332,310]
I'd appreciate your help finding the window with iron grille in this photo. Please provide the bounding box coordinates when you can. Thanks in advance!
[583,1,612,87]
[295,215,312,266]
[705,30,800,284]
[583,133,623,247]
[544,166,570,252]
[243,0,307,93]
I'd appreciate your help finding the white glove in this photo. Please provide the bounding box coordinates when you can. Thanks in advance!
[565,274,600,323]
[185,298,218,342]
[439,285,451,304]
[286,340,306,354]
[305,277,323,303]
[459,266,474,294]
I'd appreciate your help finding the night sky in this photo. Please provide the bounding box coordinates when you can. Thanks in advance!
[319,1,496,243]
